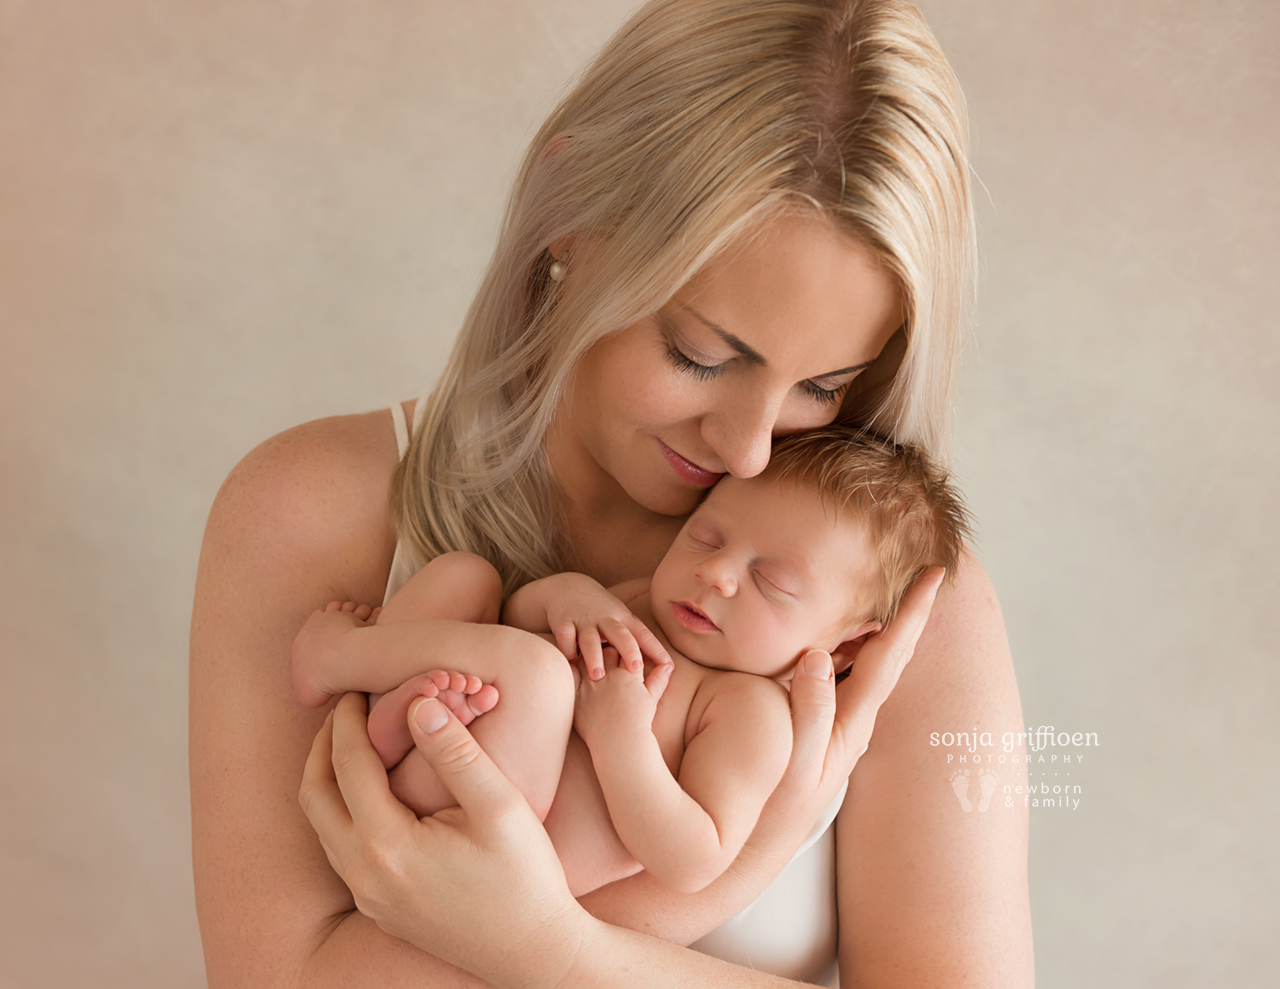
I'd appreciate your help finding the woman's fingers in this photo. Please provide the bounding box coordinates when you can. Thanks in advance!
[828,566,945,774]
[299,709,357,874]
[329,692,415,834]
[783,649,838,779]
[406,696,526,824]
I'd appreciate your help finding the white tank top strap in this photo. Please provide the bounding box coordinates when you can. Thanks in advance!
[383,399,429,605]
[390,401,411,458]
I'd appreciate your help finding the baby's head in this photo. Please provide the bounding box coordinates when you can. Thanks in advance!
[650,426,970,679]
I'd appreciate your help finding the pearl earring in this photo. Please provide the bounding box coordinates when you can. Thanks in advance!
[548,258,567,282]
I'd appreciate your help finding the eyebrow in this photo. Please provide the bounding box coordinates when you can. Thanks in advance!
[681,304,877,379]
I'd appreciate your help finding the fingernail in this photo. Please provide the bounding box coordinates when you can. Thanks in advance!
[412,697,448,734]
[801,651,832,680]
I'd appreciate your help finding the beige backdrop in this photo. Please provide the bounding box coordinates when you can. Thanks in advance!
[1,1,1276,986]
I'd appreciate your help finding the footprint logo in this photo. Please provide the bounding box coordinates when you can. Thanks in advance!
[949,769,972,812]
[977,770,998,812]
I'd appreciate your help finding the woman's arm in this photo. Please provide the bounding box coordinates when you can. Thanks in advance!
[190,411,504,988]
[300,573,948,986]
[835,550,1035,987]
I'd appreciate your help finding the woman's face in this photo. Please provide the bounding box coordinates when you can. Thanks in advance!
[553,213,903,517]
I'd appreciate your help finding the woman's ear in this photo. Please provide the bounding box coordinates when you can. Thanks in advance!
[548,234,576,263]
[830,621,882,675]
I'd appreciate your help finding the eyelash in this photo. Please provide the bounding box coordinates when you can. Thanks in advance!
[665,342,851,405]
[752,569,790,599]
[800,380,852,405]
[664,342,725,381]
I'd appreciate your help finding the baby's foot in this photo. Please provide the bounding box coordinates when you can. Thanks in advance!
[412,669,500,726]
[291,601,382,708]
[368,670,500,769]
[977,769,999,812]
[949,769,973,812]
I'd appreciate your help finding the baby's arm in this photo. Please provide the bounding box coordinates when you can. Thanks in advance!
[503,573,669,680]
[575,659,793,894]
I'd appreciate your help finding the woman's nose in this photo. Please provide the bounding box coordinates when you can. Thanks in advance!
[700,391,782,479]
[694,553,738,597]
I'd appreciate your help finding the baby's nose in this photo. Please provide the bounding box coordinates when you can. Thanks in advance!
[696,558,738,596]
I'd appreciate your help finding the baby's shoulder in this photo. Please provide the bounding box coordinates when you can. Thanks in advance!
[695,668,791,730]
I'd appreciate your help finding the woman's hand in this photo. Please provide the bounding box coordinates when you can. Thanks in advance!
[754,566,945,847]
[300,691,591,989]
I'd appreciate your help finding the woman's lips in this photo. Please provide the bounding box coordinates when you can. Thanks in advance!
[657,440,725,487]
[671,600,720,633]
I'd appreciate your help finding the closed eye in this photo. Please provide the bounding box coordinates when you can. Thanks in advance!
[752,568,795,599]
[665,342,727,381]
[799,378,853,405]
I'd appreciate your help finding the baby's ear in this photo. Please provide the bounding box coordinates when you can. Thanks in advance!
[830,621,882,675]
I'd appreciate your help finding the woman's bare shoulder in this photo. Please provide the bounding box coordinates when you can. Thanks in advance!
[214,410,398,536]
[886,545,1017,722]
[204,409,408,592]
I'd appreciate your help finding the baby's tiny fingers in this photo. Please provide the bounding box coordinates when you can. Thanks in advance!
[644,659,673,701]
[554,624,579,661]
[579,626,605,681]
[603,620,643,673]
[627,618,672,667]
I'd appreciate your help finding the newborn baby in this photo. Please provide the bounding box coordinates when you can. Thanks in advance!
[292,425,968,896]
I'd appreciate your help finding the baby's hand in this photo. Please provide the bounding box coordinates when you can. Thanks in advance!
[573,646,672,748]
[543,574,671,681]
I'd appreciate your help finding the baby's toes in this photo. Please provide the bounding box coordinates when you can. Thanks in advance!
[424,669,452,691]
[352,603,373,621]
[466,684,500,718]
[446,671,469,694]
[435,688,478,726]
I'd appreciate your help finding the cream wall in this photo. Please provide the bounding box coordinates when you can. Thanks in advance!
[1,2,1275,986]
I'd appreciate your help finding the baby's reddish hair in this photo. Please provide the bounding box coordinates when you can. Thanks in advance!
[765,426,971,624]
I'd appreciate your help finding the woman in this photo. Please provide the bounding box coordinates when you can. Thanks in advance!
[190,0,1033,985]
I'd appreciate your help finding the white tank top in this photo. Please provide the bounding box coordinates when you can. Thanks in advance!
[385,402,844,986]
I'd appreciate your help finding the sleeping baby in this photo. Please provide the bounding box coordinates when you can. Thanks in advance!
[291,425,968,896]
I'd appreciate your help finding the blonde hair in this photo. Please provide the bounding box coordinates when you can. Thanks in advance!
[392,0,975,594]
[765,426,971,624]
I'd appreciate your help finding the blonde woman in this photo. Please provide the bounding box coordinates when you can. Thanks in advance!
[191,0,1034,985]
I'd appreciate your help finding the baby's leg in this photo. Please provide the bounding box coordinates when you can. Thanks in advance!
[377,550,503,626]
[382,627,576,819]
[292,551,505,706]
[373,552,574,819]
